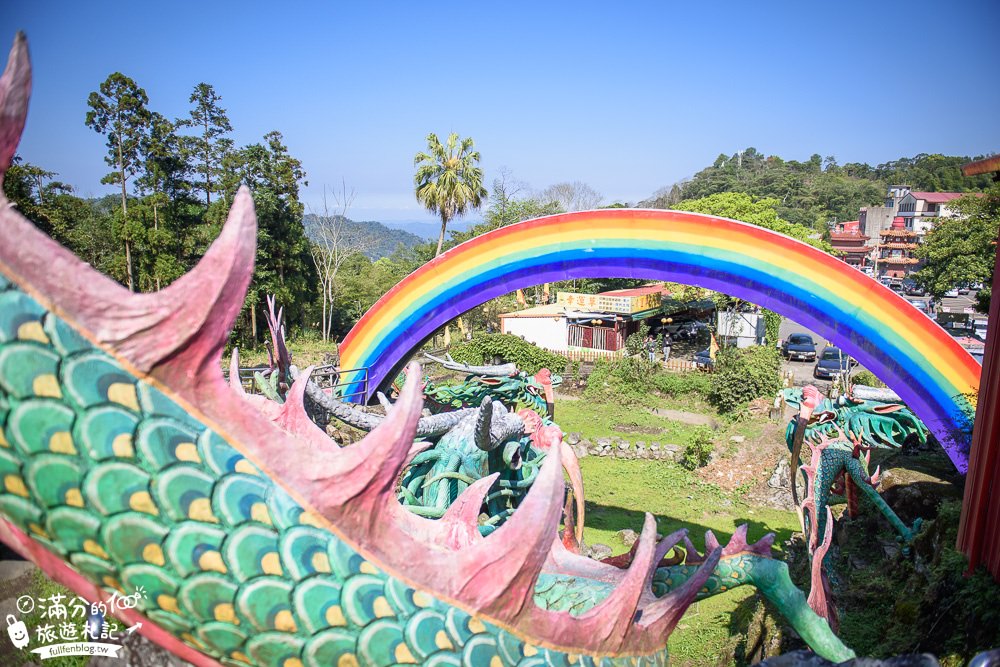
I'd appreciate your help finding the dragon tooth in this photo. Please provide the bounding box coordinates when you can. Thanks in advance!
[560,437,586,544]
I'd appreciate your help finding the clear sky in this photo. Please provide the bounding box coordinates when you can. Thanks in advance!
[4,0,1000,224]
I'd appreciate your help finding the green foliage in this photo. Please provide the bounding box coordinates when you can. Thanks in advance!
[176,82,233,207]
[837,500,1000,662]
[850,370,886,388]
[414,132,488,256]
[624,321,651,356]
[448,333,567,374]
[709,345,781,414]
[651,371,713,397]
[679,425,714,470]
[914,185,1000,312]
[644,148,993,232]
[584,357,712,407]
[762,309,781,346]
[673,192,834,253]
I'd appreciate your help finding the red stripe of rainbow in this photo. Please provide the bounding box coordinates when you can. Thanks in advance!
[339,209,979,472]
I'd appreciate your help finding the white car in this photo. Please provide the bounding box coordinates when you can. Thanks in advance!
[944,288,959,298]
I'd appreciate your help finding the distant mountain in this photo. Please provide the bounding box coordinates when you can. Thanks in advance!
[378,219,480,240]
[302,214,426,259]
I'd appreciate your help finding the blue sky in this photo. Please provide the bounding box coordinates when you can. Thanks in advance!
[4,0,999,224]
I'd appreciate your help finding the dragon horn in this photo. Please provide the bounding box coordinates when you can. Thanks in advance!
[474,396,496,451]
[228,348,244,393]
[561,443,586,545]
[870,465,881,486]
[0,32,29,185]
[641,545,723,638]
[375,391,393,411]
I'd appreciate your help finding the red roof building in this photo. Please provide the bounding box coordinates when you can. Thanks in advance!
[876,217,920,281]
[829,220,871,269]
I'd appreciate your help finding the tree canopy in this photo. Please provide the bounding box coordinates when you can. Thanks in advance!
[414,132,487,256]
[914,186,1000,312]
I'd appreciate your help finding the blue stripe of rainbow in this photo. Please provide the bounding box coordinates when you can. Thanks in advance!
[340,210,979,472]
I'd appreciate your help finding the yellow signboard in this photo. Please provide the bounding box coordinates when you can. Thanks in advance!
[556,290,661,314]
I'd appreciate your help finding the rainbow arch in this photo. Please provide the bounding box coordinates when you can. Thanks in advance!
[339,209,980,472]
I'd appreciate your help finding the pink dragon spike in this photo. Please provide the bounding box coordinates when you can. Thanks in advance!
[0,184,258,387]
[807,507,835,621]
[226,348,282,417]
[446,440,567,620]
[681,534,706,564]
[704,530,721,553]
[640,546,723,637]
[865,448,871,466]
[306,362,426,511]
[721,524,750,556]
[0,33,29,183]
[870,465,881,487]
[650,528,690,572]
[746,532,776,558]
[274,366,336,446]
[438,473,499,550]
[573,513,661,645]
[545,533,631,584]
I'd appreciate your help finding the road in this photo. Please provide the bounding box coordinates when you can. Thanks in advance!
[778,318,869,390]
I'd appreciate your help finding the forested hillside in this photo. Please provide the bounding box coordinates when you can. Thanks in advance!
[302,214,424,259]
[642,149,995,230]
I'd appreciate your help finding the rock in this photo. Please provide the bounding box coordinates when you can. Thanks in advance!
[572,444,589,459]
[730,435,746,444]
[617,529,640,547]
[879,466,962,523]
[660,450,676,462]
[617,442,630,451]
[567,432,582,445]
[635,441,646,449]
[661,443,682,454]
[587,543,613,561]
[650,443,660,451]
[596,437,612,449]
[768,458,791,488]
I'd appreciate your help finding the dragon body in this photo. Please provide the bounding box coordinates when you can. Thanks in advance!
[418,355,560,419]
[0,35,855,665]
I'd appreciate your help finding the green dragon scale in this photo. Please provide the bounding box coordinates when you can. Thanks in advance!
[0,34,853,665]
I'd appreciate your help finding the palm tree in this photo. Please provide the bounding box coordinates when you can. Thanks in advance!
[414,132,487,256]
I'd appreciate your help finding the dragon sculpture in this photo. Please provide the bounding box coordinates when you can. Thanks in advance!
[414,354,559,419]
[0,35,857,665]
[783,384,929,626]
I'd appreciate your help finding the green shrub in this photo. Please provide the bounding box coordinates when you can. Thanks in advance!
[624,321,651,357]
[709,345,781,414]
[448,333,567,374]
[680,425,714,470]
[851,370,886,388]
[652,371,713,397]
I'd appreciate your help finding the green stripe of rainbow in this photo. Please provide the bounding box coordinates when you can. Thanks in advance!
[339,209,979,472]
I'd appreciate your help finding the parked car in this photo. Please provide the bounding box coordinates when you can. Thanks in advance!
[694,348,715,369]
[903,280,925,296]
[906,298,931,316]
[944,288,960,298]
[782,333,817,361]
[814,347,852,379]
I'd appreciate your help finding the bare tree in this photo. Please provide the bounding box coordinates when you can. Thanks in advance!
[309,181,374,343]
[540,181,602,211]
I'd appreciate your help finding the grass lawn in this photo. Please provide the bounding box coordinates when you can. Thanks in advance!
[576,457,800,666]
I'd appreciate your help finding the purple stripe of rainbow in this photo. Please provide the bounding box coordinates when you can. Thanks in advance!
[340,210,979,472]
